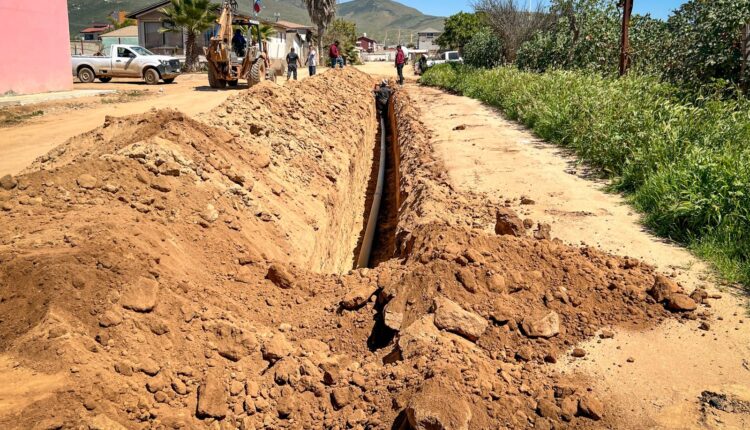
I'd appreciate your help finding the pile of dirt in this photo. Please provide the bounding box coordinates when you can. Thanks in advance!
[0,69,708,430]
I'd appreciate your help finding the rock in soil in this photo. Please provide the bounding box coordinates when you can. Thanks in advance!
[494,207,525,236]
[196,370,228,419]
[521,311,560,338]
[406,378,472,430]
[666,293,698,312]
[433,296,488,342]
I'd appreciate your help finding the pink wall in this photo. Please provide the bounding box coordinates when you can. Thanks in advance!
[0,1,72,95]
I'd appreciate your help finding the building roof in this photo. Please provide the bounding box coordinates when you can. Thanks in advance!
[127,1,170,19]
[273,20,312,30]
[358,35,377,42]
[418,28,441,34]
[81,26,112,34]
[101,26,139,38]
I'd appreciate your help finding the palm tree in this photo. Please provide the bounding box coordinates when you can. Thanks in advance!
[160,0,219,72]
[302,0,337,57]
[253,23,277,43]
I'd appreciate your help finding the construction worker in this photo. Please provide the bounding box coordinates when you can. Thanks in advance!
[374,79,392,119]
[329,41,343,69]
[232,28,246,57]
[395,45,406,85]
[286,47,303,80]
[306,45,317,76]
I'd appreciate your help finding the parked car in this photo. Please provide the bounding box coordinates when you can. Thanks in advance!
[415,51,464,75]
[71,44,181,84]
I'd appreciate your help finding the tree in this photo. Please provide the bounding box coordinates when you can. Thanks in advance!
[160,0,219,72]
[663,0,750,90]
[252,23,277,43]
[473,0,553,63]
[464,28,503,67]
[322,18,357,48]
[436,12,485,52]
[303,0,337,58]
[515,0,666,75]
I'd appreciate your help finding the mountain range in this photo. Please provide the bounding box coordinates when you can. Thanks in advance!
[67,0,445,43]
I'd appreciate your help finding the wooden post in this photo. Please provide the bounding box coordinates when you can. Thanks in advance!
[619,0,633,76]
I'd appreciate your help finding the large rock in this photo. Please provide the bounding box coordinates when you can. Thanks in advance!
[340,283,378,310]
[398,315,442,359]
[578,395,604,420]
[121,277,159,313]
[76,173,98,190]
[433,296,488,342]
[666,293,697,312]
[648,274,680,303]
[261,333,293,362]
[494,208,525,237]
[406,378,472,430]
[0,174,17,190]
[520,311,560,338]
[196,370,228,419]
[89,414,128,430]
[266,264,294,289]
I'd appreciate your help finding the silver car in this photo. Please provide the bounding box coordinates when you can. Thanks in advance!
[71,44,181,84]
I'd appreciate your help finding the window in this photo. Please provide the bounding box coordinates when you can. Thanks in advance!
[143,21,184,49]
[130,46,154,56]
[117,47,135,58]
[448,52,460,60]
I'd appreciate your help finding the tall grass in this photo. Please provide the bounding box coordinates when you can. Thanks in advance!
[421,64,750,286]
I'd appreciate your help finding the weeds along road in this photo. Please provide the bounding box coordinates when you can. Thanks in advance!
[0,75,234,176]
[408,83,750,429]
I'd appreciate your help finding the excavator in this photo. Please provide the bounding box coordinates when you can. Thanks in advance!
[204,1,271,88]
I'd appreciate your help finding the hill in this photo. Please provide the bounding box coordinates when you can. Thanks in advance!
[67,0,444,44]
[337,0,445,43]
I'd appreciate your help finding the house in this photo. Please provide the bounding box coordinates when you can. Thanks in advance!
[80,23,113,41]
[100,26,139,52]
[417,28,442,53]
[0,2,71,94]
[127,1,312,62]
[265,20,314,62]
[356,34,379,53]
[127,1,199,56]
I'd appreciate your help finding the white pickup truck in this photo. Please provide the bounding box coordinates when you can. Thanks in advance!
[71,44,181,84]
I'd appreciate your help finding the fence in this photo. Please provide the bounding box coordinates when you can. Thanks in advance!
[70,40,103,56]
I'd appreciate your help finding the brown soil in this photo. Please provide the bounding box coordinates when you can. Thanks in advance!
[407,82,750,429]
[0,68,712,429]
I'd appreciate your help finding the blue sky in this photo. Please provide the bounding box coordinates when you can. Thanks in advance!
[351,0,687,20]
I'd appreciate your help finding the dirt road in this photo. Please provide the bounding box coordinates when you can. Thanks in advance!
[0,74,235,176]
[409,84,750,429]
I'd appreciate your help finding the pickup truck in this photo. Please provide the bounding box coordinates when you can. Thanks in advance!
[71,44,181,84]
[415,51,463,75]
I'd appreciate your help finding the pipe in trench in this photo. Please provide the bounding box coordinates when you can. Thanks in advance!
[356,117,387,269]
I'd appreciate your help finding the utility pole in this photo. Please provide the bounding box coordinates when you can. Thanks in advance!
[619,0,633,76]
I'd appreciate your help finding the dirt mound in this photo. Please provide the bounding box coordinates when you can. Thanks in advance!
[0,69,705,429]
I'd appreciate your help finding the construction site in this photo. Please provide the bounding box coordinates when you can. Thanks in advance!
[0,64,747,429]
[1,1,750,429]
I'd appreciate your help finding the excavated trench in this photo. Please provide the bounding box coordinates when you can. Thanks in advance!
[353,97,400,270]
[0,68,697,430]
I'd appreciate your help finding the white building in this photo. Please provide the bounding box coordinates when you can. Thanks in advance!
[417,28,442,53]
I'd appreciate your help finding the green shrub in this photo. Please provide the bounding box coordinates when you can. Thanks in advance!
[463,29,503,69]
[421,63,750,285]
